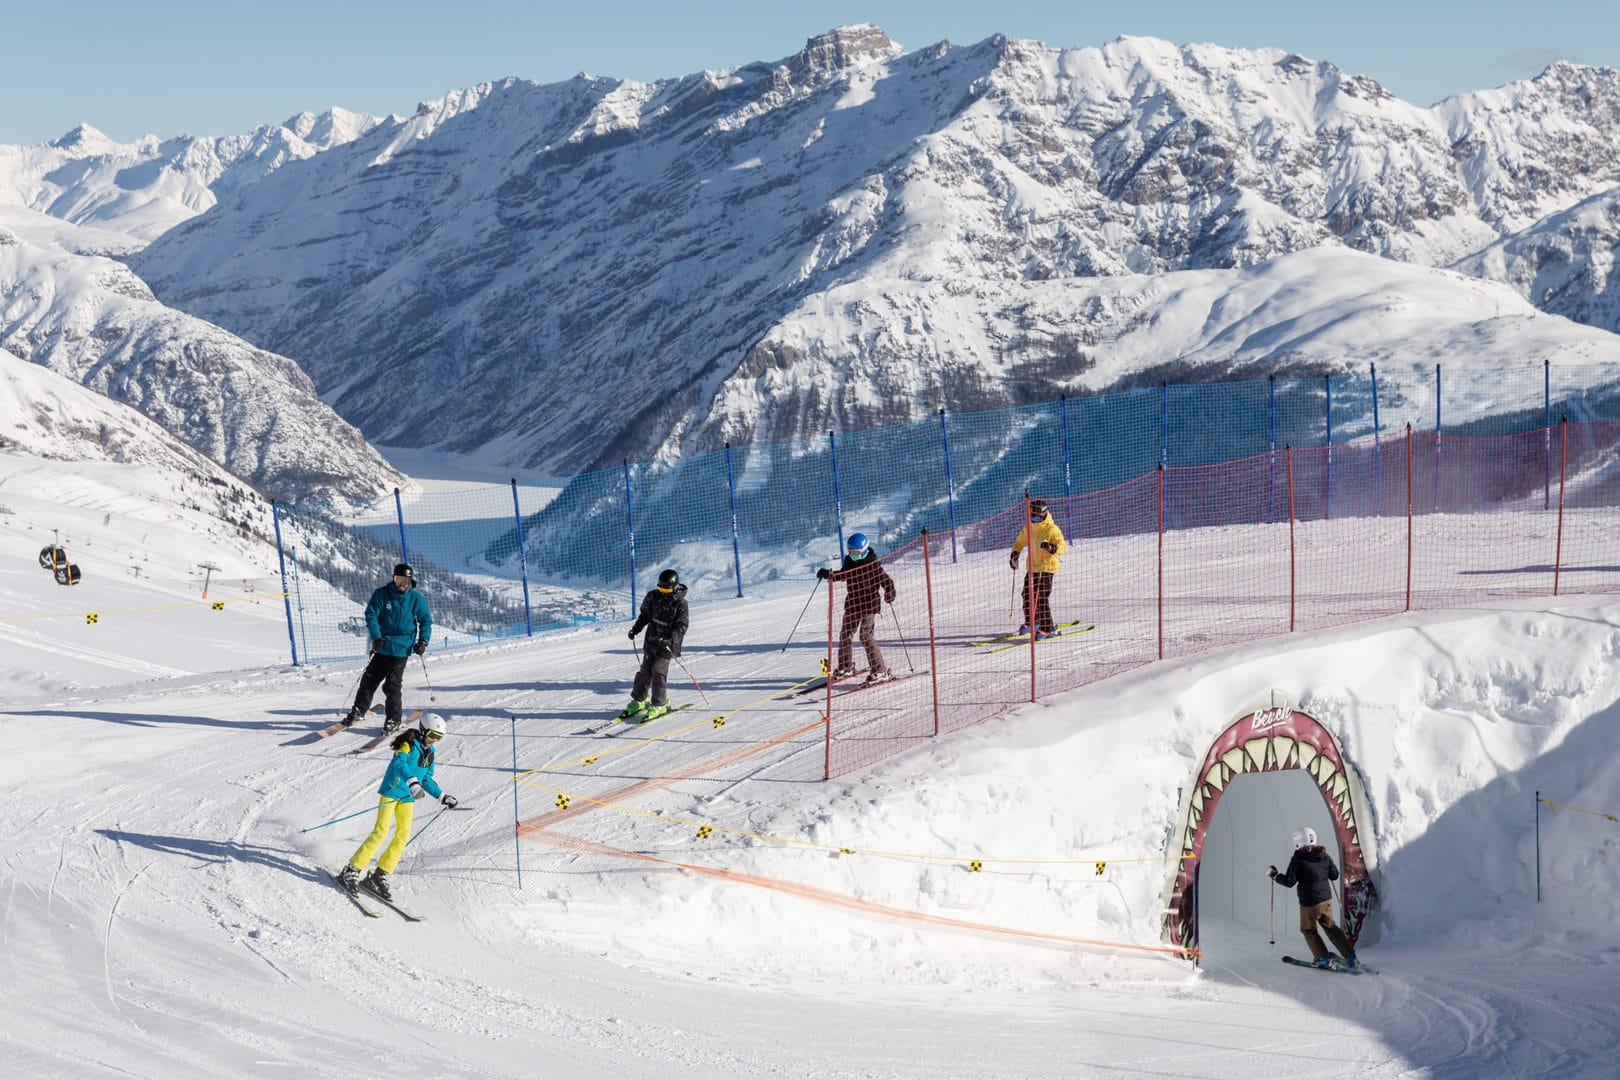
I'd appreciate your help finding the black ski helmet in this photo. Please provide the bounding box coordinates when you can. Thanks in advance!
[393,563,414,581]
[1029,499,1049,521]
[657,568,679,590]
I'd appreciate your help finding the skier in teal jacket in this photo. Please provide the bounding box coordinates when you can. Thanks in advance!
[339,716,457,902]
[343,563,432,732]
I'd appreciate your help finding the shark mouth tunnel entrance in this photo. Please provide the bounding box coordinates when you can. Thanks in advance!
[1163,693,1381,960]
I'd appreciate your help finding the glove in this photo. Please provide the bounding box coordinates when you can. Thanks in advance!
[407,778,426,801]
[371,638,384,654]
[1008,551,1020,570]
[884,589,897,604]
[441,794,459,809]
[1039,541,1058,554]
[628,627,639,639]
[412,640,427,656]
[1267,865,1277,878]
[816,567,831,581]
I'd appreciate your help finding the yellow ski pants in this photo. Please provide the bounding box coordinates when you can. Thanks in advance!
[348,797,416,874]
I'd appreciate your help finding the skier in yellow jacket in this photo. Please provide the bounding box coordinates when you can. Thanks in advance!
[1009,498,1067,638]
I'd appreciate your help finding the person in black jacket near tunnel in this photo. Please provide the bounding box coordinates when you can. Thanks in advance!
[1270,826,1360,969]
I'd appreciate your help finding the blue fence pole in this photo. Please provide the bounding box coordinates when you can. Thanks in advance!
[1434,363,1442,511]
[828,429,846,560]
[1268,375,1277,522]
[271,502,299,666]
[938,409,959,563]
[1371,363,1382,517]
[1324,375,1334,518]
[1535,789,1542,902]
[510,479,534,636]
[623,460,638,617]
[512,716,523,890]
[393,487,409,564]
[1059,395,1074,538]
[724,442,744,597]
[1159,382,1169,468]
[1544,359,1552,510]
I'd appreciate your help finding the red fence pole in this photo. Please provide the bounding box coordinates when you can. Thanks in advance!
[823,566,835,781]
[922,529,942,736]
[1405,424,1413,612]
[1287,445,1296,632]
[1554,418,1568,597]
[1157,464,1165,660]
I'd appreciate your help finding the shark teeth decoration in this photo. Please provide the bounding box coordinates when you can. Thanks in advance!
[1163,694,1380,957]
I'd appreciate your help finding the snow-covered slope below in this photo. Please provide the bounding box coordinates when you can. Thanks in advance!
[126,29,1620,472]
[0,207,404,502]
[0,111,386,243]
[1,458,1618,1076]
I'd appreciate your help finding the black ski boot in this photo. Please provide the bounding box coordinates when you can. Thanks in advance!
[383,716,401,735]
[338,864,362,893]
[362,868,392,902]
[341,707,365,728]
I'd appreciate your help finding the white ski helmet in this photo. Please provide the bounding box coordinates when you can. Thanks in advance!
[421,715,448,738]
[1292,826,1317,849]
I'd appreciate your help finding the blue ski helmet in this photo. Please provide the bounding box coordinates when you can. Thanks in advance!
[847,532,869,553]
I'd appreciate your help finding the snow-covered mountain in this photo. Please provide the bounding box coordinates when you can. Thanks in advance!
[0,344,280,559]
[123,28,1620,473]
[0,207,403,502]
[0,109,386,243]
[1454,185,1620,334]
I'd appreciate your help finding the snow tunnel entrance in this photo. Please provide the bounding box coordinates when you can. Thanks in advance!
[1161,692,1379,959]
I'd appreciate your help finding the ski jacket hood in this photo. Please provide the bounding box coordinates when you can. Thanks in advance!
[365,581,432,658]
[378,733,443,801]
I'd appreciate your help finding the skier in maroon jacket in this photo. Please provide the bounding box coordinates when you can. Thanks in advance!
[816,532,896,685]
[1270,826,1360,969]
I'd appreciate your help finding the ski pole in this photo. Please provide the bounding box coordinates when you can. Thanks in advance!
[336,663,366,718]
[300,805,378,833]
[781,575,824,651]
[887,604,915,672]
[1269,879,1276,946]
[674,656,709,705]
[1009,563,1021,621]
[417,652,437,702]
[407,805,452,846]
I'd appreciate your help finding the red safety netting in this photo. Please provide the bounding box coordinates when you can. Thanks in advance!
[821,421,1620,779]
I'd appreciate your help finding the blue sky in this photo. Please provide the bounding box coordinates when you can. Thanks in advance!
[3,0,1614,144]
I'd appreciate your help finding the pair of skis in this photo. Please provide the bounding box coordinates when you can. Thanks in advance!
[1281,955,1375,975]
[329,870,424,920]
[969,621,1095,654]
[793,669,927,699]
[316,708,424,753]
[576,702,693,737]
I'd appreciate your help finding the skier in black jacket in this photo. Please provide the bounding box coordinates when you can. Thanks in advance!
[816,532,897,685]
[1270,826,1360,969]
[624,568,688,721]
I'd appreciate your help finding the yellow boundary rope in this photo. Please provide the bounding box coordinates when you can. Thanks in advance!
[1540,798,1619,823]
[0,592,288,623]
[519,670,826,774]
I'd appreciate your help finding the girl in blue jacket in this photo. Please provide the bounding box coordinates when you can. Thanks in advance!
[339,716,457,901]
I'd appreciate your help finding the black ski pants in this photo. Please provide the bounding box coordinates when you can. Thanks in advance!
[355,652,409,724]
[1022,571,1056,634]
[632,651,671,706]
